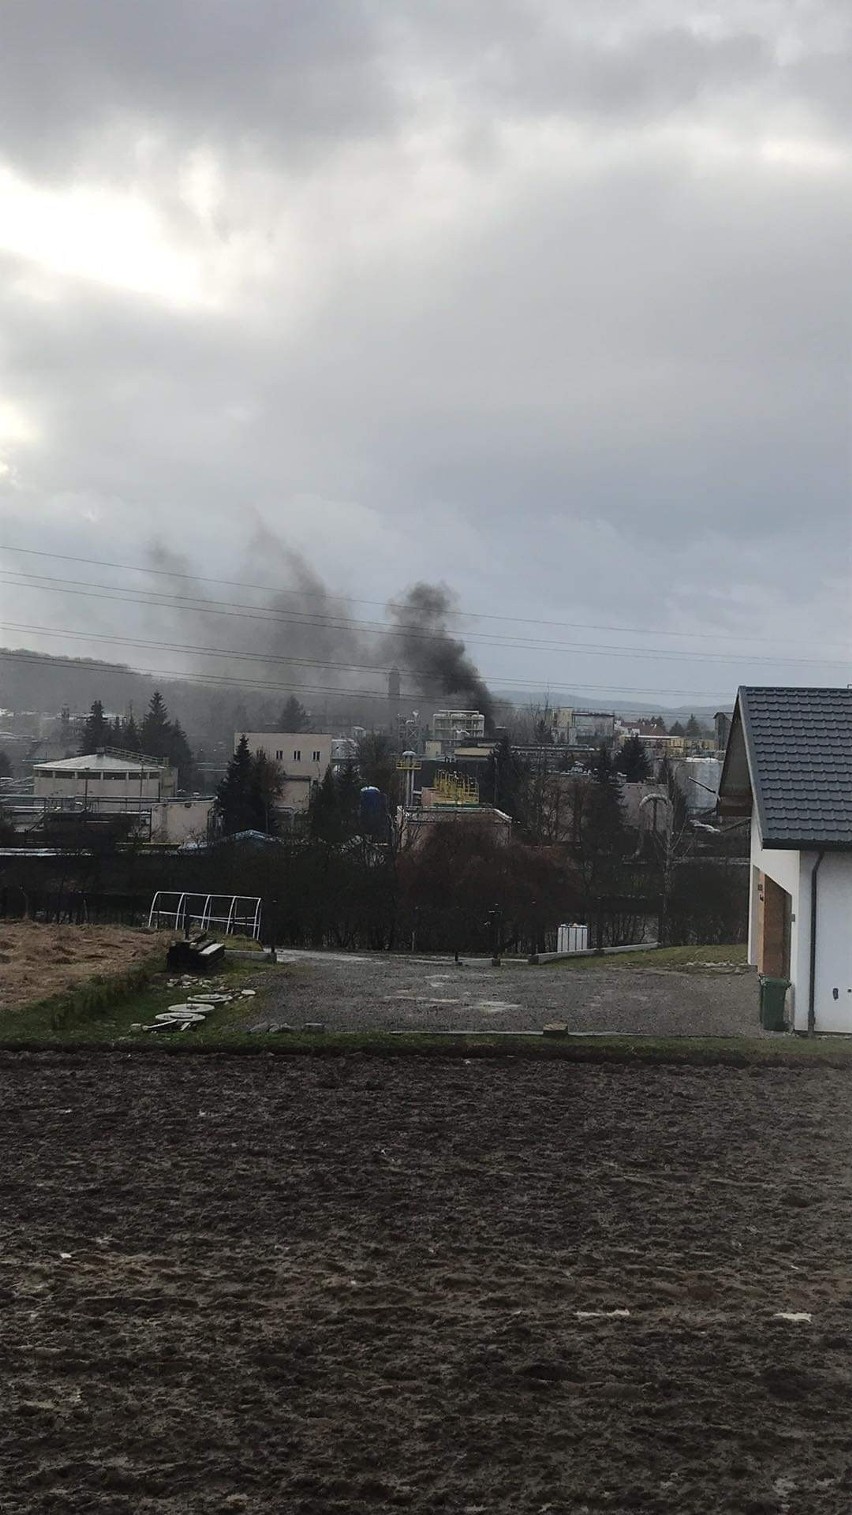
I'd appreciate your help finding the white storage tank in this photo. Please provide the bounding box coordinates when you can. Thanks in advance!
[558,922,589,953]
[680,757,722,813]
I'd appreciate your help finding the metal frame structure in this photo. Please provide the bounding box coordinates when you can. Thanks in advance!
[147,891,262,940]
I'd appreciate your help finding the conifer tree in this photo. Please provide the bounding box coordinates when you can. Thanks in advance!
[215,739,281,835]
[308,765,359,842]
[215,736,257,835]
[614,734,651,782]
[591,741,613,785]
[80,700,110,753]
[122,713,141,752]
[251,750,282,834]
[139,691,170,758]
[279,695,309,732]
[166,719,195,789]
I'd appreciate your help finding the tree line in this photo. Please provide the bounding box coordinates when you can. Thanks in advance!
[204,727,745,949]
[80,693,196,789]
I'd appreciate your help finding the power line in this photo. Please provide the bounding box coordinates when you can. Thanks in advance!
[0,647,734,702]
[0,570,846,670]
[0,541,846,654]
[0,649,415,703]
[0,622,413,680]
[0,620,734,699]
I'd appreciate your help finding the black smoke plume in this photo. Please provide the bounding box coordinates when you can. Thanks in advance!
[142,534,492,731]
[385,583,493,723]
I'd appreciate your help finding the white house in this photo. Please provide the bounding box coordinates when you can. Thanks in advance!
[718,687,852,1032]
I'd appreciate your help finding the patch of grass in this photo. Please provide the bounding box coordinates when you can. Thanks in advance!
[546,944,749,972]
[1,954,278,1046]
[109,1028,849,1066]
[4,1015,852,1068]
[218,933,265,952]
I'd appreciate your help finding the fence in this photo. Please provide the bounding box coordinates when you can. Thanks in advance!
[0,887,150,926]
[147,891,263,941]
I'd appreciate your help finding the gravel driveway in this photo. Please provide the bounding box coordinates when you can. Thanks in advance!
[260,951,761,1036]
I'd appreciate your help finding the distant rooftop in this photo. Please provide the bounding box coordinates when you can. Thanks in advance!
[33,752,167,773]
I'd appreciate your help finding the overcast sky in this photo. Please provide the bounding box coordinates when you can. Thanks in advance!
[0,0,850,709]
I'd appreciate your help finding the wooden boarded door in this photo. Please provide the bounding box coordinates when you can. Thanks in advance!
[758,874,791,979]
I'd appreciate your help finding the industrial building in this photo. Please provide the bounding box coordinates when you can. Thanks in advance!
[237,732,333,813]
[429,710,486,757]
[16,751,213,846]
[396,766,511,851]
[33,752,177,803]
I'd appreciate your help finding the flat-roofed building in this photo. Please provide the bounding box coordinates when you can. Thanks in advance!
[237,731,333,813]
[33,752,176,802]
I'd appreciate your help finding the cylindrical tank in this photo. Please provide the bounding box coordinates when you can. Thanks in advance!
[359,786,388,835]
[681,757,722,813]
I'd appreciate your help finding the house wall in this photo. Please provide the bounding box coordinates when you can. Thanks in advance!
[750,818,802,1022]
[811,854,852,1033]
[750,816,852,1031]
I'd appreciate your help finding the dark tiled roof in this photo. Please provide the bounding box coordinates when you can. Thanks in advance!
[738,686,852,848]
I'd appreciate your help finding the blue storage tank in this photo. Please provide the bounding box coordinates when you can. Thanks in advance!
[359,786,388,834]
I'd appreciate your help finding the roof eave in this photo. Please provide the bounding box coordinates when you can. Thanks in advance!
[718,689,762,825]
[734,687,773,841]
[761,837,852,853]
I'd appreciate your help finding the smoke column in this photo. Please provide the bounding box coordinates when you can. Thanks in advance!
[384,583,493,723]
[144,535,492,728]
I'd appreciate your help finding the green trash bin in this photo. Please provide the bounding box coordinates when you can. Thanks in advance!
[760,976,789,1032]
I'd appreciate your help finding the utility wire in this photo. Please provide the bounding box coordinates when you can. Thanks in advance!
[0,620,830,700]
[0,647,732,702]
[0,571,846,669]
[0,542,846,654]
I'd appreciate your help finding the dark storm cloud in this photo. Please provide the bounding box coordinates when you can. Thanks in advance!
[3,1,848,170]
[0,0,395,174]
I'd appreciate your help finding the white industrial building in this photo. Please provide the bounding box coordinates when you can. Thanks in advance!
[28,752,212,846]
[238,732,333,813]
[428,711,486,759]
[719,687,852,1033]
[33,752,176,802]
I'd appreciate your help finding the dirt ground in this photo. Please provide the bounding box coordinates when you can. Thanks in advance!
[3,1053,852,1513]
[263,950,761,1036]
[0,923,157,1012]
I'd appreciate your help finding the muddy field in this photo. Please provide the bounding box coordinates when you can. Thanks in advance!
[0,923,157,1012]
[3,1053,852,1512]
[264,949,760,1036]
